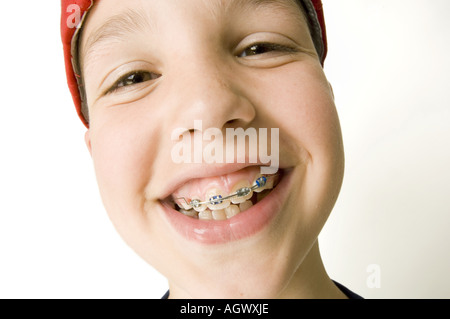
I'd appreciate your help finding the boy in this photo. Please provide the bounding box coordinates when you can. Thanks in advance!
[61,0,362,299]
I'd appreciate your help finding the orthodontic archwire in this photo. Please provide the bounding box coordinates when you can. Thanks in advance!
[175,175,277,209]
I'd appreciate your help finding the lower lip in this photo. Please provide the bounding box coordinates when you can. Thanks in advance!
[159,170,293,245]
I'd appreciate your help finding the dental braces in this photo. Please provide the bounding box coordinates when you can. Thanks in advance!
[176,175,275,209]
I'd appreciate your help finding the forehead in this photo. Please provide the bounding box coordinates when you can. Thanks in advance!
[80,0,307,59]
[85,0,302,24]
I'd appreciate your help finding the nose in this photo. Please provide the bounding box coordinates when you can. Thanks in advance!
[166,54,256,132]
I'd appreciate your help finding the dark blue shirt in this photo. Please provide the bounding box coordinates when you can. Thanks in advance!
[162,281,363,299]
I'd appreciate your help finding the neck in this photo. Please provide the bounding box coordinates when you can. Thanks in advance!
[277,240,347,299]
[168,240,347,299]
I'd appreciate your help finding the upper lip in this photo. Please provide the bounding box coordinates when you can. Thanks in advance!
[158,162,275,201]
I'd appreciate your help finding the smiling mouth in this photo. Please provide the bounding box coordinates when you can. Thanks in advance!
[158,166,292,244]
[163,168,282,221]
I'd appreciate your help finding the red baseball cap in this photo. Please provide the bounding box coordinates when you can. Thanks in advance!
[61,0,328,127]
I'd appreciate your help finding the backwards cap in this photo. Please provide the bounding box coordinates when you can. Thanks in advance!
[61,0,328,127]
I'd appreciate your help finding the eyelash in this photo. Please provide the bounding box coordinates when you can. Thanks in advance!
[105,42,298,94]
[106,71,161,94]
[237,42,299,57]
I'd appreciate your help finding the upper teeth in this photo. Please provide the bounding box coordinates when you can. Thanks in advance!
[176,175,275,211]
[206,190,229,210]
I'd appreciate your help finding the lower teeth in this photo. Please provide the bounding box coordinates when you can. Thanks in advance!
[175,189,272,220]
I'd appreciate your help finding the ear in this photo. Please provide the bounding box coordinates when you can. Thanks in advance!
[84,130,93,156]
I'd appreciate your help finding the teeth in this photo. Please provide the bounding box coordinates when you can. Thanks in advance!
[198,209,213,220]
[264,176,274,189]
[239,200,253,212]
[256,189,270,202]
[253,175,267,193]
[225,204,240,219]
[178,199,254,220]
[206,189,230,210]
[174,173,279,220]
[212,209,227,221]
[177,199,193,211]
[179,209,199,219]
[230,180,253,204]
[190,198,207,212]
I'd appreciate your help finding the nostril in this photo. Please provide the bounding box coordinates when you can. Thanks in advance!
[225,119,238,126]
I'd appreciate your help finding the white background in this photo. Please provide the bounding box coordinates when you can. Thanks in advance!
[0,0,449,298]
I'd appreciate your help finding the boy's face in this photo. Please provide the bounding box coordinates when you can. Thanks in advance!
[81,0,344,298]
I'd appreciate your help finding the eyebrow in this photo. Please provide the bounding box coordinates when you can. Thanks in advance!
[220,0,301,16]
[81,0,302,66]
[81,8,152,67]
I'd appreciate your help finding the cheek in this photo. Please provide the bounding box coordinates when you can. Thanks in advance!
[89,121,160,208]
[258,62,343,160]
[259,63,345,222]
[87,120,175,267]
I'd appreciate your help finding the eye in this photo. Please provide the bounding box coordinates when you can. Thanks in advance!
[237,43,298,58]
[107,71,161,94]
